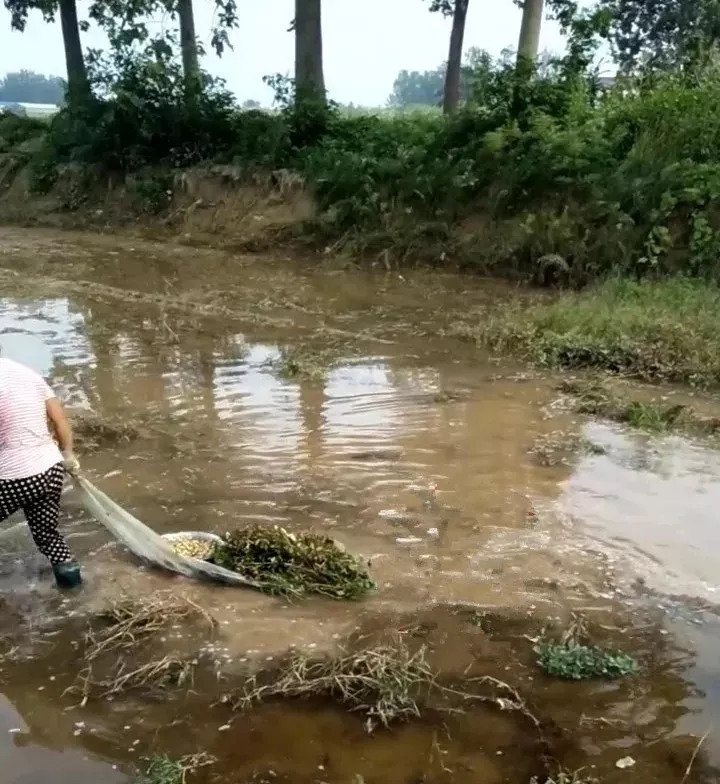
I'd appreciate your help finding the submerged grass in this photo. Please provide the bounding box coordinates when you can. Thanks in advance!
[453,278,720,388]
[212,525,375,599]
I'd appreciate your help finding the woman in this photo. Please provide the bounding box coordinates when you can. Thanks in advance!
[0,356,81,588]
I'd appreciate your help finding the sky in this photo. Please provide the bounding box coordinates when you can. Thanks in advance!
[0,0,573,107]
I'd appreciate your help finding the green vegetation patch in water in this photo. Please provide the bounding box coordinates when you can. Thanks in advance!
[536,641,637,680]
[135,753,215,784]
[212,525,376,599]
[454,279,720,388]
[535,616,637,681]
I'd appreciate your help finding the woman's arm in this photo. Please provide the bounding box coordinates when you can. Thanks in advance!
[46,397,74,458]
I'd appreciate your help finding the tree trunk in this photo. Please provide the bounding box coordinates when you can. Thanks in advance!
[294,0,325,102]
[177,0,201,104]
[442,0,469,114]
[57,0,91,107]
[516,0,544,69]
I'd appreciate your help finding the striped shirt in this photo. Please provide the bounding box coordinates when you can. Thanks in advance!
[0,358,63,480]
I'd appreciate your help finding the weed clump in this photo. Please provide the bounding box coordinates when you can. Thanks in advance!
[535,616,637,681]
[212,525,376,599]
[235,639,434,728]
[234,636,540,733]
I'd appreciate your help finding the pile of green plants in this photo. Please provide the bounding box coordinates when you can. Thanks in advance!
[211,525,375,599]
[535,616,637,681]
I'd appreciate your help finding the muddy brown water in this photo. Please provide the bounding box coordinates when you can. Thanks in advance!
[0,228,720,782]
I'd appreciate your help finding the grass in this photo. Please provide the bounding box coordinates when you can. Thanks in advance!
[452,278,720,388]
[559,377,720,441]
[233,636,541,734]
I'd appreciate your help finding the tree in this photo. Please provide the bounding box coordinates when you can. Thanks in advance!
[428,0,471,114]
[516,0,545,69]
[597,0,720,73]
[294,0,325,102]
[3,0,91,106]
[388,67,445,107]
[88,0,238,103]
[0,70,65,104]
[388,48,506,108]
[176,0,201,103]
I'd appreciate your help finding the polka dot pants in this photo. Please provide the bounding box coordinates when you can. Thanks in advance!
[0,463,73,565]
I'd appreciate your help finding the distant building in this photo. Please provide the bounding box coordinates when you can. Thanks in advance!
[0,101,59,118]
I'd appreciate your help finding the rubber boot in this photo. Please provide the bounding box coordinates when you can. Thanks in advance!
[53,562,82,589]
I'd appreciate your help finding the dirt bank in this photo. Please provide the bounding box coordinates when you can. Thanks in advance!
[0,158,316,252]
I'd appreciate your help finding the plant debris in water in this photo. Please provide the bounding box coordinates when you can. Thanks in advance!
[135,753,215,784]
[530,770,597,784]
[71,412,142,451]
[535,615,637,681]
[529,430,605,467]
[212,525,375,599]
[235,639,434,728]
[84,593,216,661]
[233,636,540,733]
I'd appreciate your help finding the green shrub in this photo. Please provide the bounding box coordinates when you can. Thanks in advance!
[0,110,46,153]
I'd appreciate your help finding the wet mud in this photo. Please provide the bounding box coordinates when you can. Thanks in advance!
[0,228,718,782]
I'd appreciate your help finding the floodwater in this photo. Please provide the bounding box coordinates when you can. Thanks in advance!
[0,228,719,782]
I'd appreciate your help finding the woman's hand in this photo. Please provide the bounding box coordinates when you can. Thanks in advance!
[63,452,80,476]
